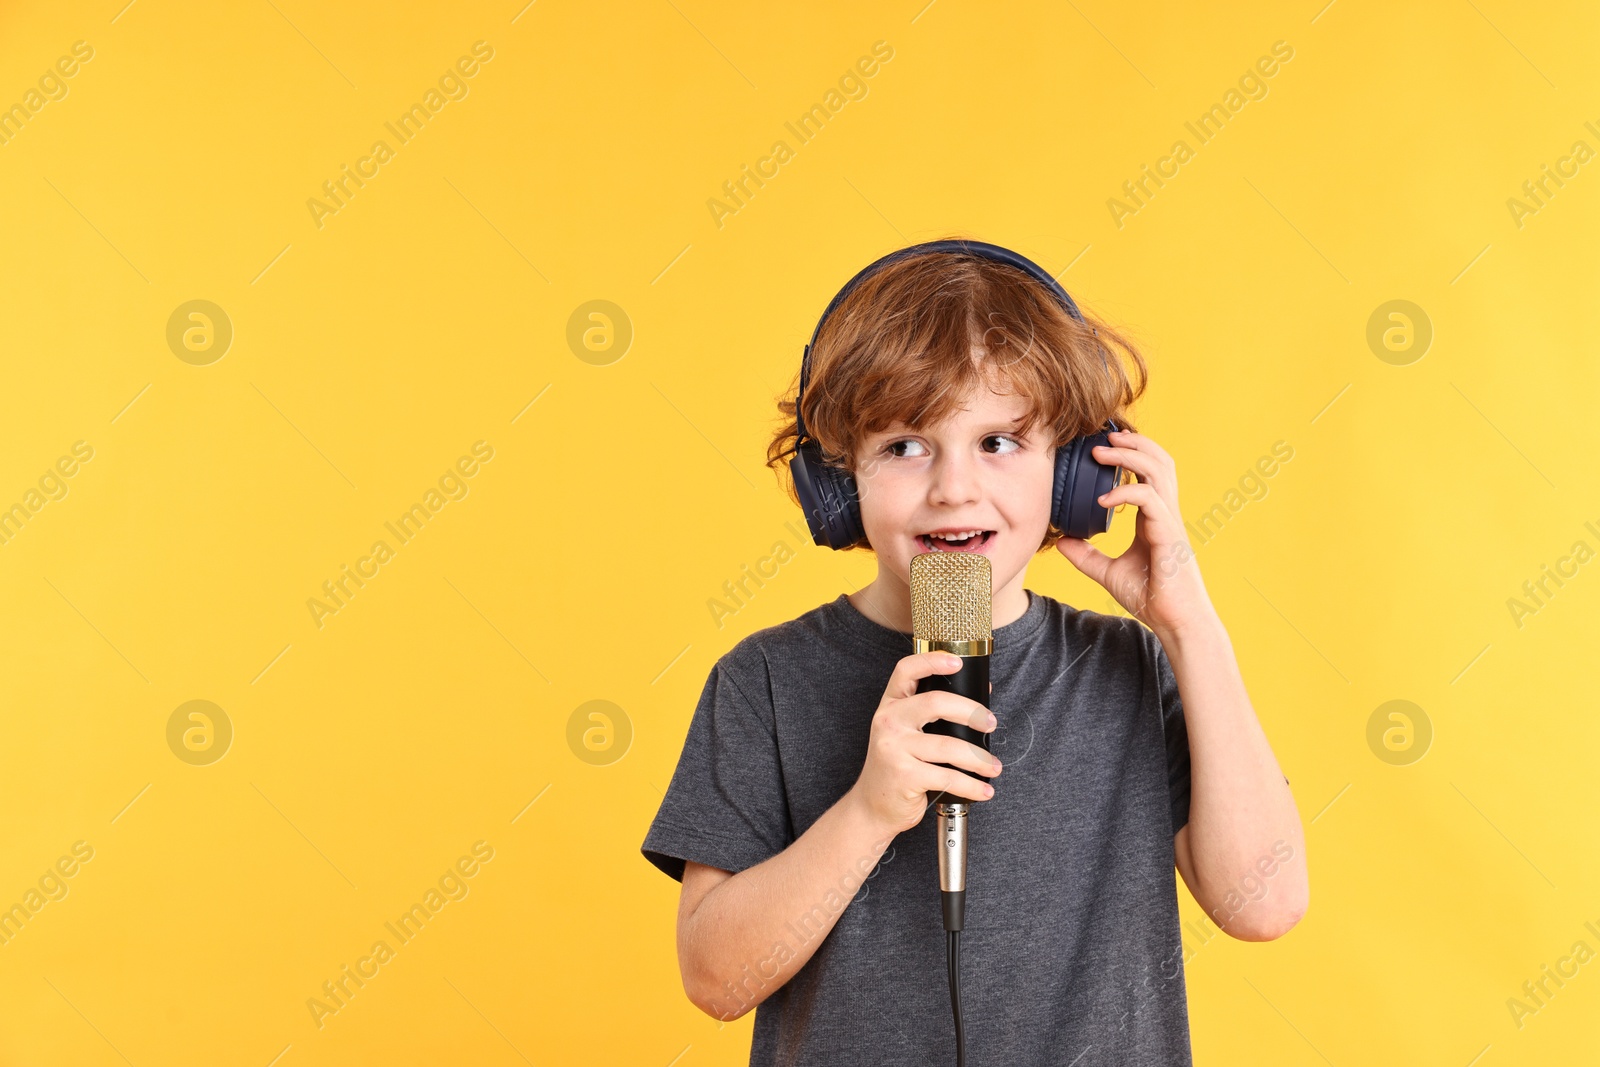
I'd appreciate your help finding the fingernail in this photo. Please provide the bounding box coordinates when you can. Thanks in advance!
[984,784,995,796]
[986,714,996,727]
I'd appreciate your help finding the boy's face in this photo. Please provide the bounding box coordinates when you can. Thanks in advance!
[852,380,1054,603]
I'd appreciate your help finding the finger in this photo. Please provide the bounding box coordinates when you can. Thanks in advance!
[1096,482,1172,522]
[883,651,964,700]
[1109,428,1174,466]
[907,689,994,733]
[1091,444,1168,489]
[1056,535,1114,585]
[928,767,994,803]
[911,733,1001,777]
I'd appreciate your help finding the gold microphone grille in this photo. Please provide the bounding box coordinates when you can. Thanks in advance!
[909,551,993,642]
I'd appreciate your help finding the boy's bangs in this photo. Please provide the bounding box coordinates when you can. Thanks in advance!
[856,286,1064,449]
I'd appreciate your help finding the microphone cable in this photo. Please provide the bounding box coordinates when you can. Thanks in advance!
[947,927,966,1067]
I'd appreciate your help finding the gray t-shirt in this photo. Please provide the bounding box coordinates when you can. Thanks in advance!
[641,588,1193,1066]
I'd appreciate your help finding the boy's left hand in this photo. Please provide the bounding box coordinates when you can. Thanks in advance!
[1055,429,1216,637]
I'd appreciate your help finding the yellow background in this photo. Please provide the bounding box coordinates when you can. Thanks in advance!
[1,0,1595,1063]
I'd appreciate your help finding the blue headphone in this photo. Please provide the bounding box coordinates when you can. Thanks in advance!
[789,238,1127,550]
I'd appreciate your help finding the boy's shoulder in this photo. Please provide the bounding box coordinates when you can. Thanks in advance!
[1024,594,1166,679]
[1054,597,1165,654]
[706,595,854,677]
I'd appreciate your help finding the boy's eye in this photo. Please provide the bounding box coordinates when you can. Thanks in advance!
[882,435,1021,458]
[885,439,927,458]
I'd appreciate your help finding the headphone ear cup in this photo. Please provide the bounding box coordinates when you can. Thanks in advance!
[1051,425,1122,540]
[817,463,865,549]
[790,441,865,550]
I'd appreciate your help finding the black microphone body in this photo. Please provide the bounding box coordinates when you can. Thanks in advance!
[918,654,993,797]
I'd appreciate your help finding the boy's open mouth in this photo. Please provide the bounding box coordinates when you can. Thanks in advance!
[916,530,995,553]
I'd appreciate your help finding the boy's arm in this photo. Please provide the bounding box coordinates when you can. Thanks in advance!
[1058,429,1307,942]
[1162,608,1308,941]
[674,789,892,1021]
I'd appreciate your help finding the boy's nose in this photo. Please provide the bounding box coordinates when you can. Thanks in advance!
[928,451,982,506]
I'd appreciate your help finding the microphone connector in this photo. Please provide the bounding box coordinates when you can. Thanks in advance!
[936,801,968,932]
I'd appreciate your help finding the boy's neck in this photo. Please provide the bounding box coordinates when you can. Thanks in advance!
[848,568,1031,635]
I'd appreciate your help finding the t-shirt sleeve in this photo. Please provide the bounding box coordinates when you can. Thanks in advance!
[1147,629,1191,837]
[640,647,794,883]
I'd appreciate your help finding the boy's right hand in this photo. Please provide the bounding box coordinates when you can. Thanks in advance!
[847,651,1001,838]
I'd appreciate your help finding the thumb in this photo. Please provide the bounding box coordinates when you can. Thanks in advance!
[1056,536,1112,585]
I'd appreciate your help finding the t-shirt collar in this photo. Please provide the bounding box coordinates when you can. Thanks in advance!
[828,587,1049,659]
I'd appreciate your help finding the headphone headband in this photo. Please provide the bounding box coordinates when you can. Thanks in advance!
[795,239,1087,447]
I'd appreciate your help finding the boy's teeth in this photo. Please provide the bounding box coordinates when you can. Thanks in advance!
[920,530,991,551]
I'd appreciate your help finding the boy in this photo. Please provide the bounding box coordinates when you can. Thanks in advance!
[640,240,1307,1065]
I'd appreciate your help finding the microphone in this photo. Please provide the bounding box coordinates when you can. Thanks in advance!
[911,549,994,930]
[911,550,992,1066]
